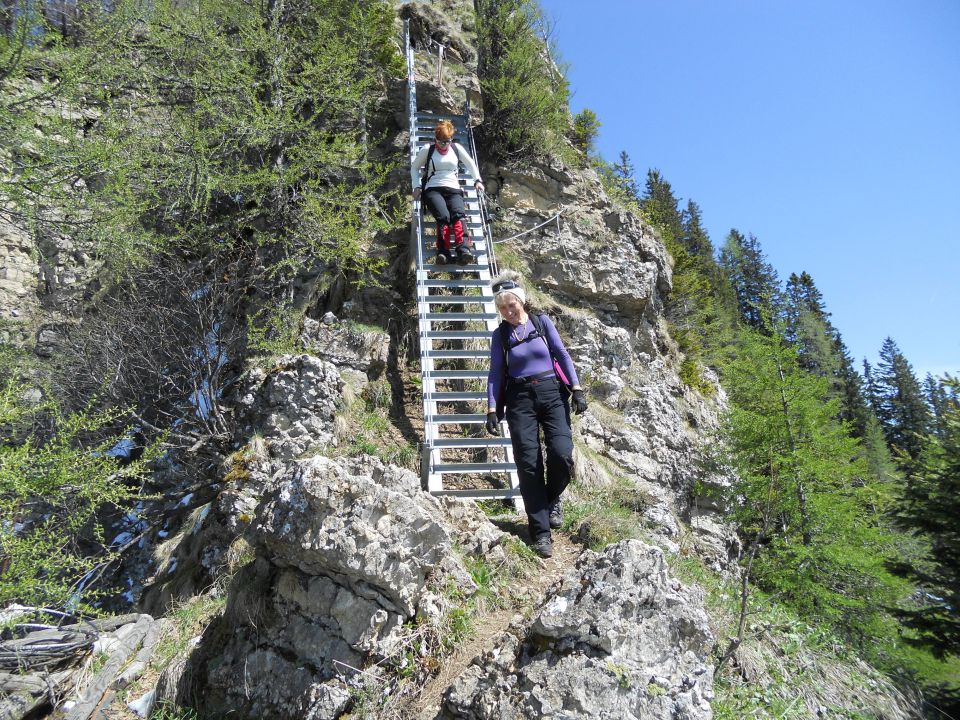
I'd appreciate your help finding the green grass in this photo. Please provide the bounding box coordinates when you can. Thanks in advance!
[670,553,924,719]
[560,440,654,551]
[150,703,204,720]
[154,594,227,669]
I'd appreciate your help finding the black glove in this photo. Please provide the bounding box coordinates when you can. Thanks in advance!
[485,411,499,435]
[571,389,588,415]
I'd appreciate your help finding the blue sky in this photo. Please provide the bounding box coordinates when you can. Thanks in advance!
[539,0,959,379]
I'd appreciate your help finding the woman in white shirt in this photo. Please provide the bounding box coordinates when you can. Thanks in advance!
[412,120,484,264]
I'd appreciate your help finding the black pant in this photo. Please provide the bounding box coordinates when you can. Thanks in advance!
[423,187,466,251]
[422,186,466,226]
[505,375,574,540]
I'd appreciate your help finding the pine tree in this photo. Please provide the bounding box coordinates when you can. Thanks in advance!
[612,150,639,200]
[893,377,960,659]
[572,108,601,156]
[475,0,570,159]
[681,200,714,261]
[641,169,684,244]
[718,229,783,331]
[875,338,931,464]
[784,271,839,378]
[722,326,903,636]
[925,374,951,440]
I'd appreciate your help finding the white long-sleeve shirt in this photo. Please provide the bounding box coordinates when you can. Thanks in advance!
[411,142,482,191]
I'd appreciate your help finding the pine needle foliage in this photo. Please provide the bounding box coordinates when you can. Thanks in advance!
[721,325,909,653]
[0,0,405,280]
[0,346,151,611]
[475,0,570,161]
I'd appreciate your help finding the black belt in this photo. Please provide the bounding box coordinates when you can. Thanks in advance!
[509,370,555,385]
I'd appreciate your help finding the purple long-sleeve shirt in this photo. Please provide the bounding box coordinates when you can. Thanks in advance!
[487,314,580,409]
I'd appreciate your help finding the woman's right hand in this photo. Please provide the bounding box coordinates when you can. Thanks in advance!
[485,412,499,435]
[413,188,422,201]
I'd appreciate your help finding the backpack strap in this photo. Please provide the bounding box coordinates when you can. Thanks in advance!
[420,144,436,191]
[499,321,512,371]
[450,142,466,174]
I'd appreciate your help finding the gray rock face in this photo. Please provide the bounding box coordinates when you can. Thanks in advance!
[400,0,483,118]
[441,541,715,720]
[235,354,344,459]
[300,315,390,396]
[195,454,492,720]
[0,217,40,328]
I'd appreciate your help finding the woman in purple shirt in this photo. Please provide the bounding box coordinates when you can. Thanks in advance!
[486,274,588,557]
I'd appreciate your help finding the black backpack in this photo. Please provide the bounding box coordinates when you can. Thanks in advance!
[420,141,467,191]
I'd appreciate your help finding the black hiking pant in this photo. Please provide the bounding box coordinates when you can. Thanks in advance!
[505,374,574,540]
[423,187,466,252]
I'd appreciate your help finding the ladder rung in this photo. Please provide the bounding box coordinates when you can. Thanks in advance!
[420,278,490,289]
[426,369,488,379]
[421,296,494,305]
[422,331,490,340]
[425,350,488,359]
[432,488,522,499]
[425,312,498,321]
[423,279,488,288]
[426,413,488,424]
[429,391,486,401]
[433,462,518,474]
[421,265,490,274]
[433,438,513,448]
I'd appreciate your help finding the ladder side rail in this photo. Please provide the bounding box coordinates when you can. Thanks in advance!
[406,21,437,487]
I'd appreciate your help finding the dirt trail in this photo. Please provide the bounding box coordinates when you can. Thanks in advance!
[410,530,583,720]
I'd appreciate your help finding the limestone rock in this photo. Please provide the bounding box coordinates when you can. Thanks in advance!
[193,454,493,719]
[300,316,390,396]
[441,540,714,720]
[235,354,344,459]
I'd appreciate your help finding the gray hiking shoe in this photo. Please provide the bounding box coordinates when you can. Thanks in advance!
[434,252,448,265]
[457,246,474,265]
[549,498,563,529]
[532,534,553,558]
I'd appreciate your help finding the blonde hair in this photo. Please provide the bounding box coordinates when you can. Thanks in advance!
[492,269,537,313]
[435,120,455,142]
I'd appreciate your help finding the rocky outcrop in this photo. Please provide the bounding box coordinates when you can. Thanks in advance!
[441,540,714,720]
[300,313,391,395]
[180,454,508,720]
[234,354,346,459]
[0,217,40,332]
[400,1,483,118]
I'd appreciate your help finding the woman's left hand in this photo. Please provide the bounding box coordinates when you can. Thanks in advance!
[571,389,588,415]
[474,181,484,194]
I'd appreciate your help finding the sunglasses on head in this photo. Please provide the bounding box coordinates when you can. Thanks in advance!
[492,280,519,293]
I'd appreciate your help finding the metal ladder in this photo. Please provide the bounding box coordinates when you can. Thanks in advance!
[405,22,522,507]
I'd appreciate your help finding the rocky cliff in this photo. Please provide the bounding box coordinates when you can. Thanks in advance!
[0,1,921,719]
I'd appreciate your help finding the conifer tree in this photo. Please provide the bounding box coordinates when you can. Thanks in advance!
[892,377,960,660]
[925,374,952,440]
[572,108,601,156]
[718,229,783,331]
[640,169,684,244]
[875,338,931,464]
[681,200,714,261]
[722,326,903,637]
[475,0,570,159]
[784,271,840,379]
[612,150,639,200]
